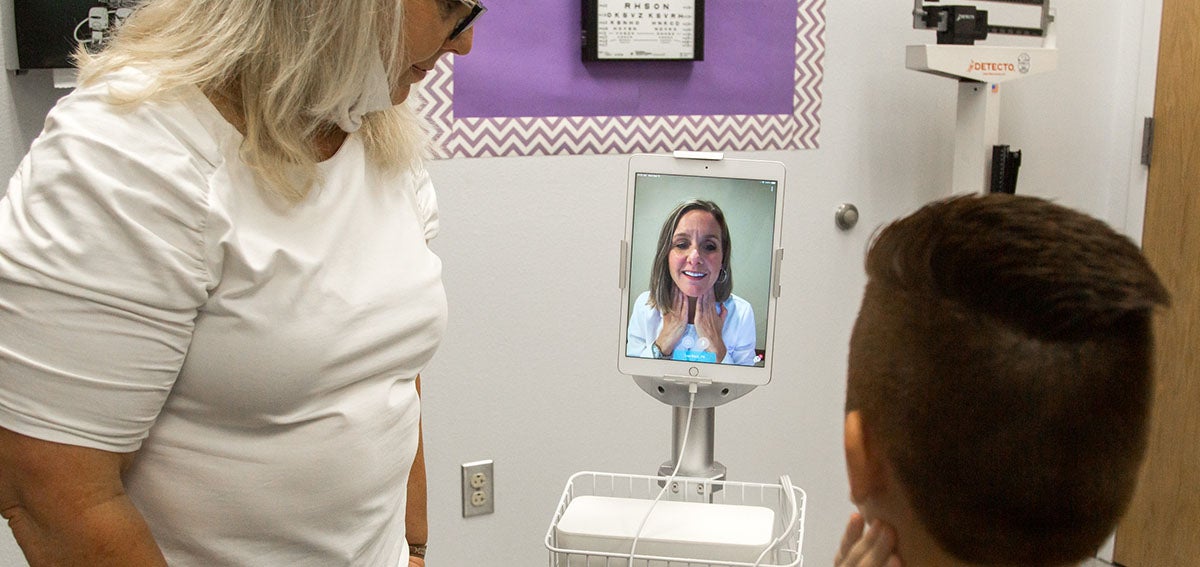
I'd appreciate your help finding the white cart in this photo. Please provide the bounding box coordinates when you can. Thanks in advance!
[546,472,806,567]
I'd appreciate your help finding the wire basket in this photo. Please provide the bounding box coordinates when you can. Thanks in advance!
[546,471,806,567]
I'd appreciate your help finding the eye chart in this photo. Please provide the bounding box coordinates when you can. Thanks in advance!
[585,0,704,60]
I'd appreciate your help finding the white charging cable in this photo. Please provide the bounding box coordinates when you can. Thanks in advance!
[626,382,698,567]
[752,474,799,566]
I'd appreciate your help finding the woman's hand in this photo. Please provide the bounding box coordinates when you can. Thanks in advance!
[835,513,901,567]
[693,289,727,361]
[408,557,424,567]
[655,289,689,357]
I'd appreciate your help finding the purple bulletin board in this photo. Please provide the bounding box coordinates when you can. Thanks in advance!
[413,0,826,159]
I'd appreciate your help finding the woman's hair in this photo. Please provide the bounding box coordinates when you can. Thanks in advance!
[76,0,427,202]
[648,199,733,312]
[846,194,1169,565]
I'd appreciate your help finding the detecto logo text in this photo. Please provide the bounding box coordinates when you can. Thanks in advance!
[966,59,1017,74]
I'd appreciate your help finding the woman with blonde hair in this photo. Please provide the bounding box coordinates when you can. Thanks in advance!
[0,0,480,564]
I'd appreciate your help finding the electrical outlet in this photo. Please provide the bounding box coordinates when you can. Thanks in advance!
[461,460,494,517]
[470,472,487,489]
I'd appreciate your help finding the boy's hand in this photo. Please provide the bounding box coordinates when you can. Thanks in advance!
[835,513,901,567]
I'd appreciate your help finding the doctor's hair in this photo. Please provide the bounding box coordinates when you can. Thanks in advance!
[75,0,426,202]
[846,194,1169,566]
[648,199,733,312]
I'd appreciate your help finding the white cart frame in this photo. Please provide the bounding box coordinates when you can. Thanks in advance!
[546,472,807,567]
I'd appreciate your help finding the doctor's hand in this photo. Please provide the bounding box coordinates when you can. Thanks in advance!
[693,289,727,361]
[655,290,689,357]
[835,513,901,567]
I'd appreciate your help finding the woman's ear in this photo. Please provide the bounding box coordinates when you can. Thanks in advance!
[844,410,883,505]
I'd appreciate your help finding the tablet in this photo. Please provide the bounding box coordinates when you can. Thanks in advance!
[618,153,785,386]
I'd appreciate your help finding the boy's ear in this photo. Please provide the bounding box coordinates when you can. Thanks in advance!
[844,410,884,504]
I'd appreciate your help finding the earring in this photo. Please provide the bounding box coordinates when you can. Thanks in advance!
[716,269,728,284]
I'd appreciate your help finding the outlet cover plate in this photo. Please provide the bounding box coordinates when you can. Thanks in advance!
[461,460,494,517]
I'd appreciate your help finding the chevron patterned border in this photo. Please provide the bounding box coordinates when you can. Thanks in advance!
[414,0,825,159]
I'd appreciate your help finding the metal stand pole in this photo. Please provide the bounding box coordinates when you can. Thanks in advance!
[658,406,726,482]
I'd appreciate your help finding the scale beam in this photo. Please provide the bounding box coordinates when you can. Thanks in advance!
[907,0,1057,194]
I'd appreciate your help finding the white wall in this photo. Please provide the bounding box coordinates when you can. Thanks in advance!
[0,1,1158,565]
[0,72,58,189]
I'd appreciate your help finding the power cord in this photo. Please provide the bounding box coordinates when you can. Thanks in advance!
[621,383,797,566]
[752,474,798,566]
[626,382,698,567]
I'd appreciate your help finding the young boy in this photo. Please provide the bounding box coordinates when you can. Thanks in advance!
[835,194,1169,566]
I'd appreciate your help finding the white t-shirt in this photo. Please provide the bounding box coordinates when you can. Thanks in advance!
[0,68,447,566]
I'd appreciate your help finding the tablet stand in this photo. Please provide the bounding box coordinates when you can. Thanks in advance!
[633,376,757,483]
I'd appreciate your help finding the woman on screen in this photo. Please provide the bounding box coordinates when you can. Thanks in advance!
[627,199,758,365]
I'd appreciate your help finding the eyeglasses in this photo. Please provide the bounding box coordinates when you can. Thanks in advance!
[448,0,486,41]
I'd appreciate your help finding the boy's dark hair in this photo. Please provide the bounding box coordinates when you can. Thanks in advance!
[846,194,1169,565]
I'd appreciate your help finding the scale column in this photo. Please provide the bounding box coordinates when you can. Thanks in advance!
[953,80,1002,194]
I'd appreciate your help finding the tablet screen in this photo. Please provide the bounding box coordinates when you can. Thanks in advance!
[618,155,784,386]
